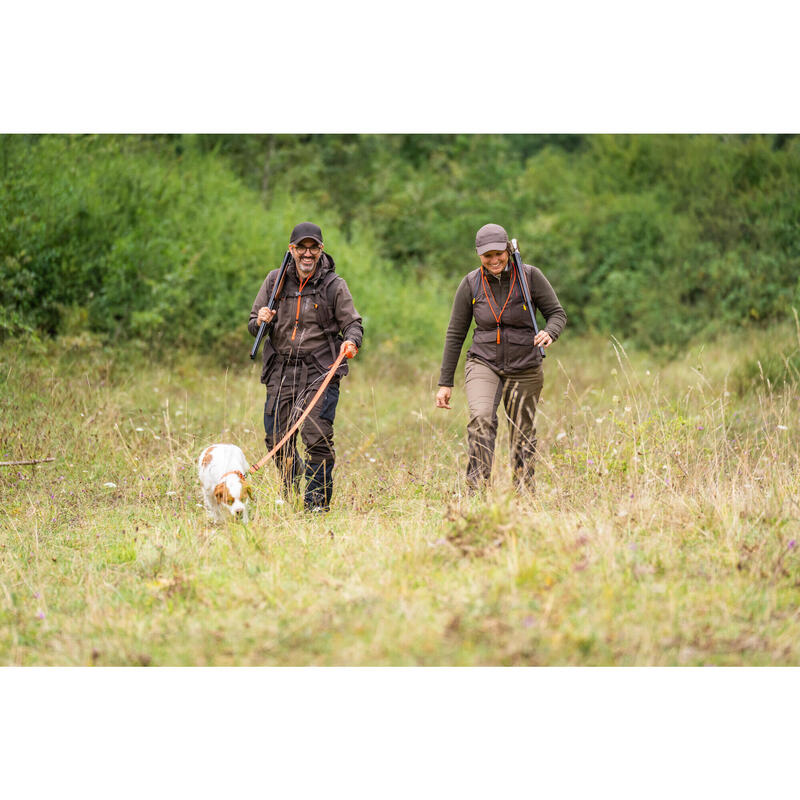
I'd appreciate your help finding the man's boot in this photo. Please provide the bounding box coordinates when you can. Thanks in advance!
[304,460,332,513]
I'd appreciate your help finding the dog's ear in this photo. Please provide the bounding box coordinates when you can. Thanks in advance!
[213,483,225,503]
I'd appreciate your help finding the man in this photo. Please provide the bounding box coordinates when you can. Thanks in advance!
[248,222,363,512]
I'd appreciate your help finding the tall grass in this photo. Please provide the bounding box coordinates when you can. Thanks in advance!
[1,321,799,664]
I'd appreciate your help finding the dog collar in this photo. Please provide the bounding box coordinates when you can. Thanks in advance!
[220,470,245,482]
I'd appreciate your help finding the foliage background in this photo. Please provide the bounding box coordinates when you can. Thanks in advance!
[2,133,799,360]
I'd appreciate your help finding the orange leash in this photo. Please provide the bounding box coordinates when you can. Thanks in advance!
[250,350,347,475]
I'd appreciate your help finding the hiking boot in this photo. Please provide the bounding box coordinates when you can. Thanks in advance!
[304,460,332,512]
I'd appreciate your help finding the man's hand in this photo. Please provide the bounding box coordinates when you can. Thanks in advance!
[341,340,358,359]
[533,330,553,348]
[257,307,276,325]
[435,386,452,409]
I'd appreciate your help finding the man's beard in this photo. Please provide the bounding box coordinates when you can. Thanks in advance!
[296,259,317,278]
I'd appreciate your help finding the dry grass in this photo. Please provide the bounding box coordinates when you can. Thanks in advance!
[1,322,799,665]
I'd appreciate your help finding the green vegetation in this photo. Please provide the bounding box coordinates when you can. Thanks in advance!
[2,134,799,359]
[0,134,448,359]
[2,324,799,665]
[2,134,799,665]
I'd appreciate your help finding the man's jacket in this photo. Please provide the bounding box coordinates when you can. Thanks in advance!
[248,253,364,385]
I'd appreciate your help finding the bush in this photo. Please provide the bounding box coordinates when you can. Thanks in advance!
[2,134,799,360]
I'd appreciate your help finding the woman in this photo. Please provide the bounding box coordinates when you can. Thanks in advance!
[435,223,566,490]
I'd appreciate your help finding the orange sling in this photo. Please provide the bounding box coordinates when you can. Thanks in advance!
[480,266,517,344]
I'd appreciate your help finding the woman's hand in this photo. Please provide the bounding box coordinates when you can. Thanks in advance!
[435,386,452,410]
[257,307,276,325]
[533,330,552,348]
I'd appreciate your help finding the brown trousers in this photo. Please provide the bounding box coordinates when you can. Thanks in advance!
[464,357,544,489]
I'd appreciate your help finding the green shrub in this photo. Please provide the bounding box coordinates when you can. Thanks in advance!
[2,134,799,360]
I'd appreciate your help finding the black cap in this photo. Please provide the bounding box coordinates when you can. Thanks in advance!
[289,222,323,245]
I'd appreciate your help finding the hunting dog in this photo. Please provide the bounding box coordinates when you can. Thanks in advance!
[197,444,253,523]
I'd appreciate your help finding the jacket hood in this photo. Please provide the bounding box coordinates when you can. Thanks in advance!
[317,252,336,278]
[291,252,336,285]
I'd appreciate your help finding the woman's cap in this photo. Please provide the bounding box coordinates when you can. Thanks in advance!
[290,222,323,245]
[475,223,508,255]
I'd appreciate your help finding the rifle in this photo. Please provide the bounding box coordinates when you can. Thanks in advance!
[510,238,545,359]
[250,250,292,360]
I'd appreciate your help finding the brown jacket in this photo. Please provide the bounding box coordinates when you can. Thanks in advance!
[248,253,363,385]
[438,262,566,386]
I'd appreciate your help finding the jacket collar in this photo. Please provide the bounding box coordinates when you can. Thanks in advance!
[482,264,512,283]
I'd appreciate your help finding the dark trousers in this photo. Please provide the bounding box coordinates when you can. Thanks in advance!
[263,360,339,508]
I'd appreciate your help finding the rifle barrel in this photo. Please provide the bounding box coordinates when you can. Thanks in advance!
[511,240,545,358]
[250,250,292,360]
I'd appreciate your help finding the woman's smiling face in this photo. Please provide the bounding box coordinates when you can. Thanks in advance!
[480,249,509,275]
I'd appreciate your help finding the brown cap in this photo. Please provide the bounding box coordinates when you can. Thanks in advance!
[475,223,508,255]
[290,222,323,245]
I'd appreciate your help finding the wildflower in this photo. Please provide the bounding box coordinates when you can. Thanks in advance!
[697,426,704,430]
[369,458,377,463]
[789,540,797,550]
[556,432,567,441]
[777,425,788,431]
[103,482,117,488]
[135,427,144,432]
[36,611,45,620]
[33,592,40,599]
[275,498,285,506]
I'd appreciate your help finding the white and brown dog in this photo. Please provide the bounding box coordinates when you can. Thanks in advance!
[197,444,253,523]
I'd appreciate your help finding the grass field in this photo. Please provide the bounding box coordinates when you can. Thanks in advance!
[2,323,799,665]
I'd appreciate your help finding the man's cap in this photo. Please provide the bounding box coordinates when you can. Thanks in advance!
[475,223,509,255]
[290,222,323,245]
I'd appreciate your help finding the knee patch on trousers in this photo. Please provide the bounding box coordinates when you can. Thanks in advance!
[319,383,340,424]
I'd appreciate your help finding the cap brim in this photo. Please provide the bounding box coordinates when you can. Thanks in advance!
[476,241,508,255]
[291,236,323,245]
